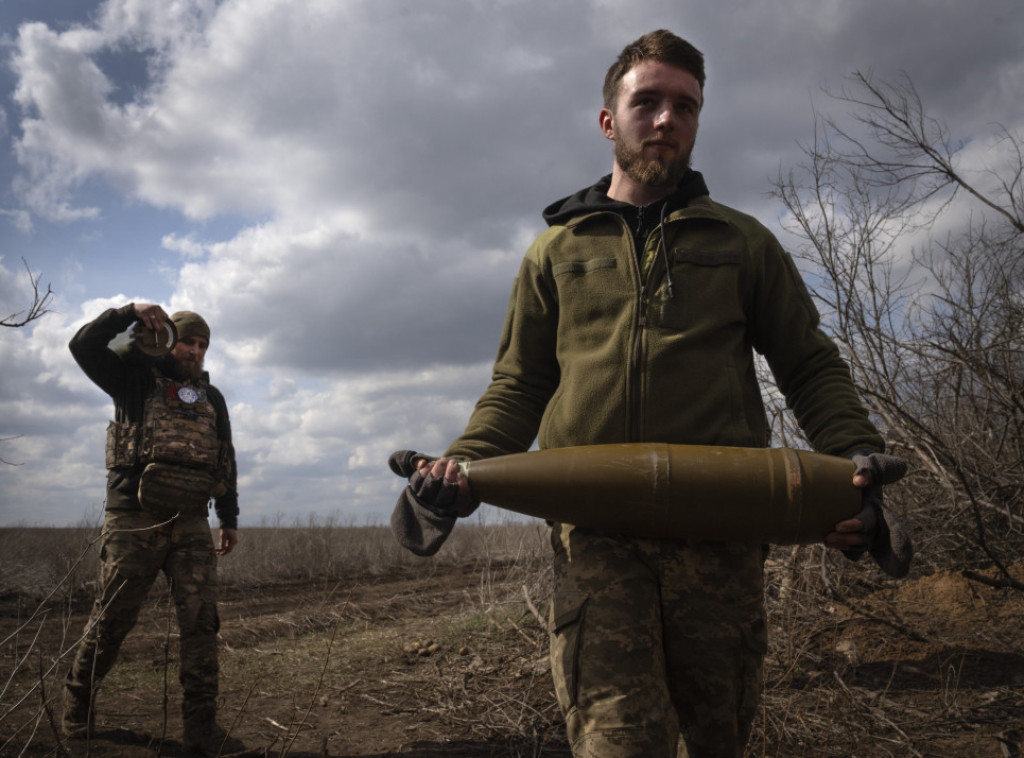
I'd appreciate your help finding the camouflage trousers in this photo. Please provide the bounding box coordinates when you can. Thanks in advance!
[65,509,220,724]
[548,524,767,758]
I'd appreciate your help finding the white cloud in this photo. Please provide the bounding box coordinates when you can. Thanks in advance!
[2,0,1022,526]
[225,360,489,524]
[94,0,216,50]
[161,232,207,258]
[162,210,523,376]
[10,0,603,232]
[0,208,33,233]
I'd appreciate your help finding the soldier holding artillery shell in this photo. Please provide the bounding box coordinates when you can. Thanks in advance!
[389,29,911,758]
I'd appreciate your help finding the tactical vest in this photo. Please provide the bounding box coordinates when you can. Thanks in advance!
[105,372,224,519]
[106,373,220,470]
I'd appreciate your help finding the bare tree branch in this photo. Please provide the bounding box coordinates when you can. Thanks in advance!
[2,259,54,328]
[0,435,24,466]
[771,71,1024,589]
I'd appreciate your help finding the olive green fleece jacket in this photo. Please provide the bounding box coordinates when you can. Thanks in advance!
[445,172,883,462]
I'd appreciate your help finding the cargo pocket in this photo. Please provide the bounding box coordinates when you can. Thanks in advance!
[656,247,744,332]
[549,590,588,716]
[105,420,140,468]
[106,469,143,511]
[138,462,214,520]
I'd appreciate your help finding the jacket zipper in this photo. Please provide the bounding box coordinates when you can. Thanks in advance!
[629,217,676,442]
[626,218,653,443]
[602,210,672,442]
[631,282,647,442]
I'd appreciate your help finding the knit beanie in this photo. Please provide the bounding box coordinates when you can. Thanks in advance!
[170,311,211,342]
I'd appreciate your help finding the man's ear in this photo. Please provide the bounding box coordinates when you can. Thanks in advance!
[599,108,615,141]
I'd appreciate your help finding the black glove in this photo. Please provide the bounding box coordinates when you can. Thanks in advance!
[388,450,463,519]
[845,450,913,578]
[387,450,479,557]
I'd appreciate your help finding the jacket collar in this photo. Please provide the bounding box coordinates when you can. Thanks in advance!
[542,170,711,228]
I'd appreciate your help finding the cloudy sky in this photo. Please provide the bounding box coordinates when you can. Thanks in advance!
[1,0,1021,527]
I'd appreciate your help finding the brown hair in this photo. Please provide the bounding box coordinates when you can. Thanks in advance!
[602,29,705,110]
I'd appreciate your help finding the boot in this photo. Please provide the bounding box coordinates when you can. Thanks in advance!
[182,709,244,757]
[61,681,95,739]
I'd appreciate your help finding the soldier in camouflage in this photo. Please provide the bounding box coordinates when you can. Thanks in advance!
[63,303,241,757]
[391,29,907,758]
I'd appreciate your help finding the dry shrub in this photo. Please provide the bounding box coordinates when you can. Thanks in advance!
[217,511,550,590]
[1,516,553,757]
[3,517,1021,757]
[0,524,102,601]
[749,545,1024,757]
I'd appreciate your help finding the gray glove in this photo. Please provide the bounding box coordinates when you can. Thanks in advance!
[845,450,913,578]
[387,450,479,557]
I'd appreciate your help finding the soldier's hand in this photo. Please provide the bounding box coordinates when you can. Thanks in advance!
[217,528,238,556]
[132,303,170,334]
[388,451,479,518]
[823,465,872,549]
[413,457,477,517]
[824,518,866,551]
[823,462,879,550]
[826,451,913,578]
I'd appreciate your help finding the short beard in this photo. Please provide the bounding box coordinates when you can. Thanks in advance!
[168,355,204,381]
[615,138,691,190]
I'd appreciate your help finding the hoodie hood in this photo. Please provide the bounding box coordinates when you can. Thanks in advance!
[542,170,711,227]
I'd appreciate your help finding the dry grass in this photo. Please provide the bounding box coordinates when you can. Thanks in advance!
[1,520,1022,757]
[218,513,551,586]
[0,511,550,597]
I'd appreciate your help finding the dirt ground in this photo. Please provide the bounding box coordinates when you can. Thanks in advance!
[2,560,1023,757]
[2,561,567,758]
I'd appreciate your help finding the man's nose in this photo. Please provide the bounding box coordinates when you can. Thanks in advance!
[654,105,675,130]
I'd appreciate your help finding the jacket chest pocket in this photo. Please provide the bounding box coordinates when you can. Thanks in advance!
[655,247,746,333]
[552,257,628,333]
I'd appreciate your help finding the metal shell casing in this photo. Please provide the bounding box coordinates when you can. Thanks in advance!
[460,443,860,544]
[135,321,178,356]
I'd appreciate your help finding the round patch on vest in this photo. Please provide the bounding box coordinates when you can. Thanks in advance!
[177,386,200,404]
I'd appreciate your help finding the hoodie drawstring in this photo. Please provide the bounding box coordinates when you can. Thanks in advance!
[659,201,675,299]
